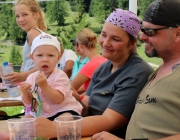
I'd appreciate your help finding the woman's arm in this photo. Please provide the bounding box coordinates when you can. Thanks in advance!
[80,95,89,117]
[71,73,89,90]
[92,131,123,140]
[63,60,74,78]
[71,87,89,117]
[82,108,129,136]
[36,108,128,139]
[36,117,57,138]
[3,67,38,83]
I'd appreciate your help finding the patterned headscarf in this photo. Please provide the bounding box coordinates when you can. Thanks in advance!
[105,8,141,38]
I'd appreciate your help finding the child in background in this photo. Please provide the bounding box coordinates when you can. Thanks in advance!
[20,33,82,120]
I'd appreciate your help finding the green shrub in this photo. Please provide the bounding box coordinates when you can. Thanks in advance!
[91,25,103,34]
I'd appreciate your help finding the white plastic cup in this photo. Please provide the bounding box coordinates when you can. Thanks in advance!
[7,118,36,140]
[55,115,83,140]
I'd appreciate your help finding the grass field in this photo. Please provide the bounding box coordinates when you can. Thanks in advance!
[137,44,162,69]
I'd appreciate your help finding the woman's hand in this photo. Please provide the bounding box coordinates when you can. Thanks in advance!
[36,117,57,139]
[3,72,22,84]
[71,87,81,102]
[92,131,123,140]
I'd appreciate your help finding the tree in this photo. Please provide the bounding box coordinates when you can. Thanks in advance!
[8,15,26,45]
[118,0,129,10]
[9,45,22,65]
[138,0,154,16]
[46,0,68,26]
[89,0,112,23]
[0,4,13,38]
[75,0,85,23]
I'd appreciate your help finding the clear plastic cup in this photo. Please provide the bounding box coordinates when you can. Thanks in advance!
[55,115,83,140]
[7,118,36,140]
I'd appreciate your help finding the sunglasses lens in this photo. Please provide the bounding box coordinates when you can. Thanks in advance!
[145,29,156,37]
[141,27,156,37]
[72,42,76,46]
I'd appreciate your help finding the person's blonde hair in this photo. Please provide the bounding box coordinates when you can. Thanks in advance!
[14,0,47,31]
[77,28,97,49]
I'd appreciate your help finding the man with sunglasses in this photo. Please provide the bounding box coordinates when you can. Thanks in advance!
[91,0,180,140]
[127,0,180,139]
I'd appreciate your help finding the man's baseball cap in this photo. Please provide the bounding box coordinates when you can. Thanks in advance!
[143,0,180,27]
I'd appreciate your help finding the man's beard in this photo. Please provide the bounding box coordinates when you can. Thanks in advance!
[145,47,157,58]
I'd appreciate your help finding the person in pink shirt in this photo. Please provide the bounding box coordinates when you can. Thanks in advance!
[20,33,82,120]
[71,28,107,94]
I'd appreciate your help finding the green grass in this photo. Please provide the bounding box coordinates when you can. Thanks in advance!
[0,45,11,64]
[137,44,162,70]
[0,106,24,116]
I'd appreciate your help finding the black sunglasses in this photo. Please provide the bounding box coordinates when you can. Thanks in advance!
[72,42,76,46]
[140,26,171,37]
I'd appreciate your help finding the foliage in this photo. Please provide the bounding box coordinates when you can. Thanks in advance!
[0,4,13,38]
[69,0,77,12]
[0,3,26,45]
[8,15,26,45]
[137,0,154,17]
[0,106,24,116]
[91,25,103,34]
[74,0,85,23]
[39,1,47,12]
[89,0,119,23]
[46,0,68,26]
[117,0,129,9]
[9,45,23,65]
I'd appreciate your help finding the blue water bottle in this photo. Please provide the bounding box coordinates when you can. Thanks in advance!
[2,62,18,97]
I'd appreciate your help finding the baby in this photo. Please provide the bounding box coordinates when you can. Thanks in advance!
[20,33,82,120]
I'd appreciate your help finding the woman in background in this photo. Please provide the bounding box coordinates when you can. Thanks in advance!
[3,0,46,84]
[71,28,107,94]
[70,37,89,81]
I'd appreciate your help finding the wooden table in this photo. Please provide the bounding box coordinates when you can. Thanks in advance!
[0,99,24,107]
[0,90,24,107]
[0,120,91,140]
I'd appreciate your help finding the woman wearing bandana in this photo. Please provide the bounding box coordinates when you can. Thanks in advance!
[32,9,154,139]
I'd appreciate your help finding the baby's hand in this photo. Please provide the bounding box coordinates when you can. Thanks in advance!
[20,82,32,95]
[35,71,48,88]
